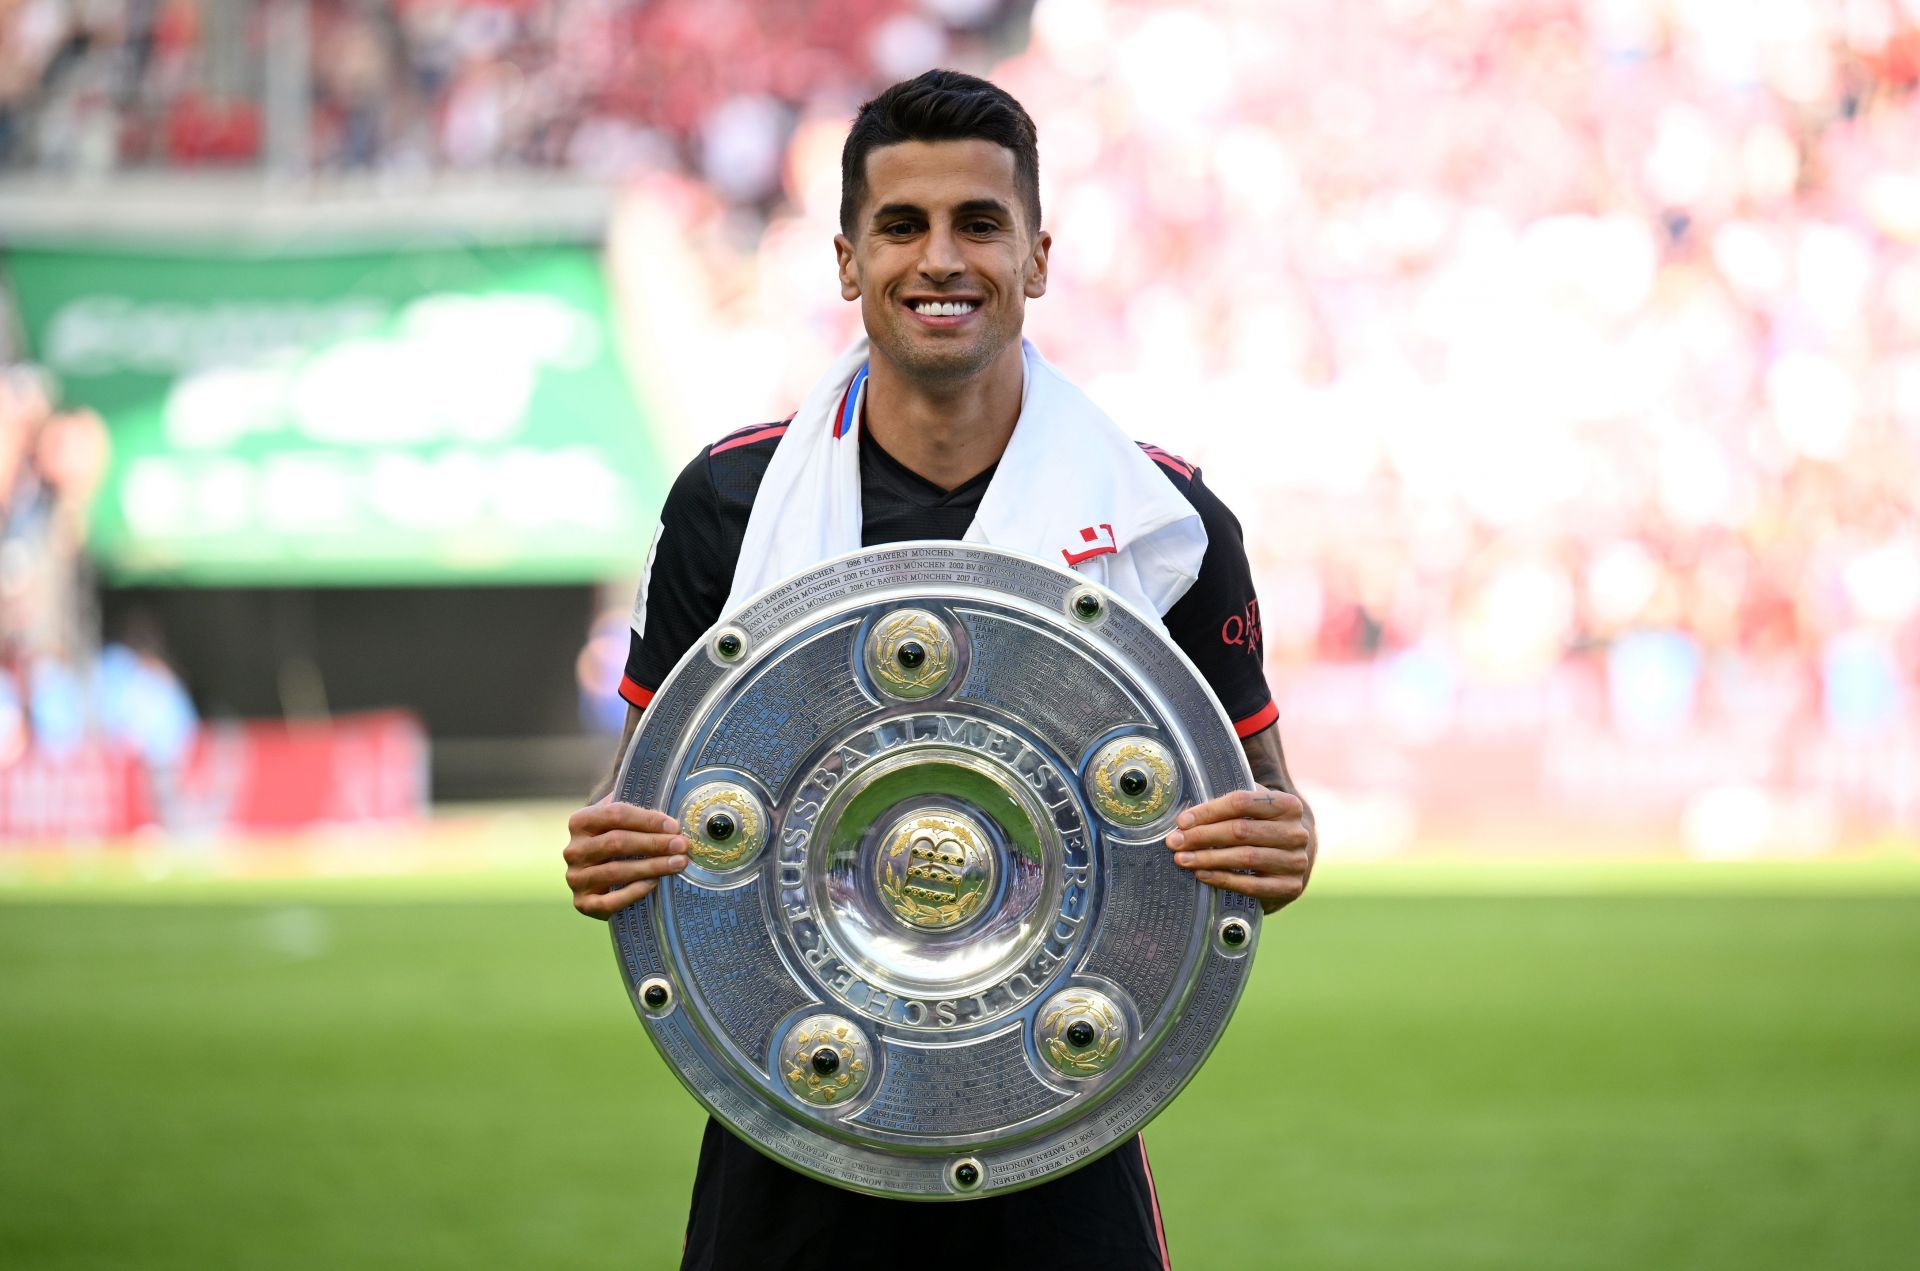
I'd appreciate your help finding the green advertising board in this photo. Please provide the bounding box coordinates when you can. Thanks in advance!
[5,242,671,585]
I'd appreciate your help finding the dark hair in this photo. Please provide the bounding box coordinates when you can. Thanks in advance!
[840,69,1041,236]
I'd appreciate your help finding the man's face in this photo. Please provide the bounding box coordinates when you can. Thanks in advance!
[836,139,1050,387]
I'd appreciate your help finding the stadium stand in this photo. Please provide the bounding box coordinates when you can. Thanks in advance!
[2,0,1916,848]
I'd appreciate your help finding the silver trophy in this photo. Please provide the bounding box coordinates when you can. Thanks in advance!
[611,543,1261,1200]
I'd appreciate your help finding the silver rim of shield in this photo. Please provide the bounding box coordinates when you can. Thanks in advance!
[610,542,1259,1200]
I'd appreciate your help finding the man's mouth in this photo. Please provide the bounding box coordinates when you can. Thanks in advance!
[905,298,979,319]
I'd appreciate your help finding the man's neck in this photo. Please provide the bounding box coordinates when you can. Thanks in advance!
[862,340,1024,492]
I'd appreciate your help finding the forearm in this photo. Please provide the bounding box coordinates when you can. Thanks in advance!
[589,704,645,804]
[1241,724,1313,829]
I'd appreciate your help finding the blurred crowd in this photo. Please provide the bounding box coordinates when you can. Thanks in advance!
[5,0,1917,752]
[0,0,242,169]
[0,0,1019,177]
[614,0,1920,742]
[0,366,195,769]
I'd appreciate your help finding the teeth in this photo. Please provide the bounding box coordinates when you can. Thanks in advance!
[915,301,975,317]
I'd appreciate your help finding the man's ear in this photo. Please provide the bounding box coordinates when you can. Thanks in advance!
[1024,229,1052,300]
[835,234,860,301]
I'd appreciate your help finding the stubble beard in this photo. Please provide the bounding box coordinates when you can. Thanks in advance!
[872,301,1020,389]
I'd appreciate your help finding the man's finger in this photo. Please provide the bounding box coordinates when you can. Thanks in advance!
[563,830,689,868]
[567,801,680,839]
[1171,845,1310,876]
[1193,867,1307,906]
[572,877,663,919]
[567,854,689,896]
[1175,787,1304,830]
[1164,816,1309,854]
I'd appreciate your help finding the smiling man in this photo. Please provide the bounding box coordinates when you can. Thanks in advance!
[563,70,1315,1271]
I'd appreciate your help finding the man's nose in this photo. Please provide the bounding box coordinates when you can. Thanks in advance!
[919,225,963,280]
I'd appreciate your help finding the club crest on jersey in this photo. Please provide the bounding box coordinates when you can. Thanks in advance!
[1062,523,1117,567]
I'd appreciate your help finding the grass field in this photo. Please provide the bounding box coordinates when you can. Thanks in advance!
[2,850,1917,1269]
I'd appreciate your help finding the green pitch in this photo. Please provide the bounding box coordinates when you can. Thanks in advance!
[2,869,1916,1269]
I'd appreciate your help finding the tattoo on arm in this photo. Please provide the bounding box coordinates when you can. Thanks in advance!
[1241,724,1313,827]
[589,705,645,803]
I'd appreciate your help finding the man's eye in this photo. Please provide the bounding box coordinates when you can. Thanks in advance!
[965,221,999,235]
[883,223,919,236]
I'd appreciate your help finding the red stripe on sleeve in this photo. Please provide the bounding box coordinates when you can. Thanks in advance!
[618,676,656,709]
[1140,444,1195,479]
[1145,451,1195,479]
[717,417,795,443]
[711,424,789,456]
[1233,700,1279,738]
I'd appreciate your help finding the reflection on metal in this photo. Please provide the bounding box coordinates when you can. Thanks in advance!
[612,543,1262,1200]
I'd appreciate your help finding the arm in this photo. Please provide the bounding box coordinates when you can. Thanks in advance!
[1165,722,1316,914]
[564,704,691,919]
[588,704,645,805]
[565,445,739,920]
[1135,463,1311,912]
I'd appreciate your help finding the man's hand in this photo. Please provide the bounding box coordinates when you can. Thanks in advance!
[565,800,690,919]
[1165,723,1316,914]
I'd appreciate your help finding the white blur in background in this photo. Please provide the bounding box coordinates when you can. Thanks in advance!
[2,0,1916,856]
[602,0,1920,858]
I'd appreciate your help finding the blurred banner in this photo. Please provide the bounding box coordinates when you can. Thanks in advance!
[0,709,426,841]
[5,242,666,585]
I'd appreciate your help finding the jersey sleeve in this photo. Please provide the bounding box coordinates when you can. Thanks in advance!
[1160,467,1278,738]
[620,448,731,710]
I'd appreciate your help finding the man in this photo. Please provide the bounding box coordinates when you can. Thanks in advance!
[563,70,1315,1271]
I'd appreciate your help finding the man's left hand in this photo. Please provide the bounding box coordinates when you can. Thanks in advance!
[1165,786,1315,914]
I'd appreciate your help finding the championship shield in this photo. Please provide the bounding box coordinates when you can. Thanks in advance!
[610,543,1261,1200]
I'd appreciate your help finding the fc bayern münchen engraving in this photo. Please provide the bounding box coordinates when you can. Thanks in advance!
[610,543,1261,1200]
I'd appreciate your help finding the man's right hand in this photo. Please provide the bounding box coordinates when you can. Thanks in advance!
[564,800,690,919]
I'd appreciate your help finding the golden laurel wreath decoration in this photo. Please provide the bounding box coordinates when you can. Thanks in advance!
[677,784,764,870]
[868,611,955,699]
[1040,995,1122,1075]
[1089,740,1177,825]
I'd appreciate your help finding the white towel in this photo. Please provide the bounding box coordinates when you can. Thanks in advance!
[723,337,1208,628]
